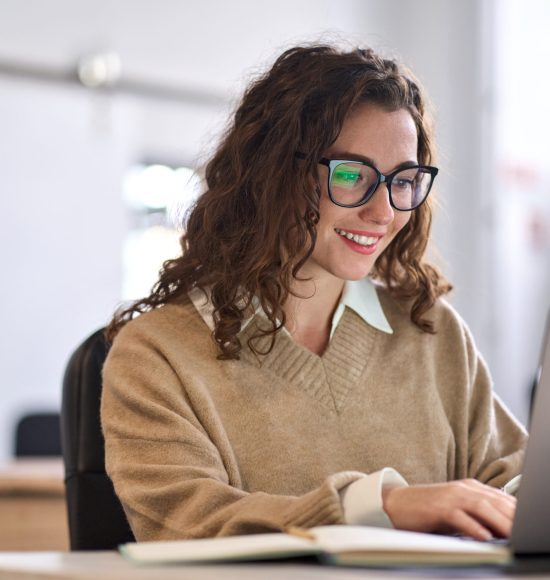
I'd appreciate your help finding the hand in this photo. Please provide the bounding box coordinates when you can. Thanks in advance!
[382,479,516,541]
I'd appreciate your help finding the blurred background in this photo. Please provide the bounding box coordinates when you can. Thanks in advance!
[0,0,549,462]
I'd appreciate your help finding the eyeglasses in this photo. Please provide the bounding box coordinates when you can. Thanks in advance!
[319,157,438,211]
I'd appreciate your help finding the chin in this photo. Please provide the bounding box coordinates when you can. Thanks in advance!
[330,263,375,281]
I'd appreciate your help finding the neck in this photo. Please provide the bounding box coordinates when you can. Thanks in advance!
[283,274,345,353]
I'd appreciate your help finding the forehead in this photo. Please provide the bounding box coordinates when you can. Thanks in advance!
[327,103,418,171]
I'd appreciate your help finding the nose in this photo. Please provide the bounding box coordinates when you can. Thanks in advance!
[358,182,394,225]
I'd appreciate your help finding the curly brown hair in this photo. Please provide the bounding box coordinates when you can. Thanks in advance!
[107,44,451,358]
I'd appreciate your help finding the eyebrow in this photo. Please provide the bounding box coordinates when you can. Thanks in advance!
[328,151,419,173]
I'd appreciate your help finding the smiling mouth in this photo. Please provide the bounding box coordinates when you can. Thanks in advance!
[334,228,381,247]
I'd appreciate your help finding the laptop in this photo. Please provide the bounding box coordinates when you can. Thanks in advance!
[508,312,550,563]
[459,314,550,573]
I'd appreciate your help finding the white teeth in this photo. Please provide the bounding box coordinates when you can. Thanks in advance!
[335,228,378,247]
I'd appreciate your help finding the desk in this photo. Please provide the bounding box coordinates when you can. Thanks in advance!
[0,458,68,550]
[0,552,548,579]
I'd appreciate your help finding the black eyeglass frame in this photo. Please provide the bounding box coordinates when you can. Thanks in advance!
[318,157,439,211]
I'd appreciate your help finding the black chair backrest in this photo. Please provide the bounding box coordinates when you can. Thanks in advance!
[15,412,62,456]
[61,328,135,550]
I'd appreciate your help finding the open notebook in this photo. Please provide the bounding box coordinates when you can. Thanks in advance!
[120,525,509,567]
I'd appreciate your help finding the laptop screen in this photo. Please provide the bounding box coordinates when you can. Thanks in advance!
[511,313,550,555]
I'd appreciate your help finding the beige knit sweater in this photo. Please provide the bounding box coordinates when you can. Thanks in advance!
[101,289,527,541]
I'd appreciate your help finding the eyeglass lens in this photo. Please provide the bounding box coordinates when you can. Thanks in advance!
[330,162,432,209]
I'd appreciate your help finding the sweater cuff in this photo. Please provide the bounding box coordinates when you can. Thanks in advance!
[339,468,408,527]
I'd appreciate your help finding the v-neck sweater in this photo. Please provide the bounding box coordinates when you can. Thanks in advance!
[101,288,527,541]
[237,306,377,414]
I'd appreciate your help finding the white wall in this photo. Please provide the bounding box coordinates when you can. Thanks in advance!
[491,0,550,423]
[0,78,130,456]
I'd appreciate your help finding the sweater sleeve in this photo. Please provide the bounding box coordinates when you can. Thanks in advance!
[101,321,365,541]
[462,323,528,488]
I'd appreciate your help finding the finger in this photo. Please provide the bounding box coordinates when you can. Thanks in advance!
[466,498,515,538]
[446,508,493,541]
[493,491,517,509]
[441,482,515,538]
[476,488,517,523]
[460,480,517,514]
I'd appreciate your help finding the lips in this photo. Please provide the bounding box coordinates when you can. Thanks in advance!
[333,227,384,256]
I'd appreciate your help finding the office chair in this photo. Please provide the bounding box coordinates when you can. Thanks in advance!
[61,328,135,550]
[15,411,62,456]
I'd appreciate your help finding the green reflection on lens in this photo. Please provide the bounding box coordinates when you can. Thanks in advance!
[332,166,361,189]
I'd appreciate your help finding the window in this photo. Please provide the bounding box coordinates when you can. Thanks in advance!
[121,163,201,299]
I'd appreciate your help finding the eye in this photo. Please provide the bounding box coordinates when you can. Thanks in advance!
[392,168,418,192]
[332,166,364,189]
[393,177,414,190]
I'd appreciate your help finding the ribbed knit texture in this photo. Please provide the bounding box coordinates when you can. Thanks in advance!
[241,311,377,413]
[101,289,527,541]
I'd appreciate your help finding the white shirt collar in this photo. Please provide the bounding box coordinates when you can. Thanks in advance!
[189,277,393,338]
[188,286,216,332]
[330,278,393,338]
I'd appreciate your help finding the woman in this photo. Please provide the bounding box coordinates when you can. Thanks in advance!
[101,44,527,542]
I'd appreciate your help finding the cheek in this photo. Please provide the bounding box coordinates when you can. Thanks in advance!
[317,193,342,230]
[392,211,411,235]
[382,211,411,249]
